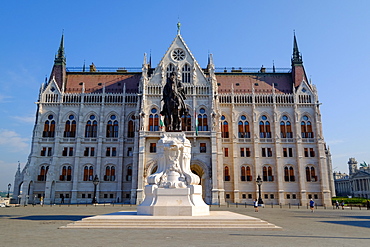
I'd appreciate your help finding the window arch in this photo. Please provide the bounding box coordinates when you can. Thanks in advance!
[301,115,314,138]
[280,115,292,138]
[259,115,271,138]
[104,166,116,181]
[43,114,55,137]
[38,165,49,181]
[60,165,72,181]
[166,63,175,78]
[181,111,192,131]
[148,108,159,131]
[306,166,318,182]
[85,115,97,137]
[284,166,295,182]
[64,114,76,137]
[238,115,250,138]
[83,165,94,181]
[198,108,208,131]
[126,165,132,181]
[106,115,118,137]
[224,166,230,181]
[127,115,135,138]
[182,63,191,83]
[241,165,252,181]
[221,115,229,138]
[263,165,274,181]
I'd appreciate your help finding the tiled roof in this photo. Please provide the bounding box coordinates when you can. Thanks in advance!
[216,73,293,94]
[65,73,141,93]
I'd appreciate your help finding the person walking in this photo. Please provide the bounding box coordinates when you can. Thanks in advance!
[335,200,339,209]
[254,199,259,212]
[341,200,345,210]
[309,198,315,213]
[61,194,65,204]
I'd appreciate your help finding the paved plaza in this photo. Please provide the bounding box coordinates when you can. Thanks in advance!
[0,204,369,246]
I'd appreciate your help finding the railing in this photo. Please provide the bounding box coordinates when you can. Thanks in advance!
[66,67,142,72]
[215,67,291,73]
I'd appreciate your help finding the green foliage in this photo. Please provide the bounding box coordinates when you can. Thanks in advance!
[332,197,369,205]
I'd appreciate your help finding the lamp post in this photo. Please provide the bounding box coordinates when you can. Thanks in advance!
[256,175,264,205]
[7,183,11,198]
[92,175,99,204]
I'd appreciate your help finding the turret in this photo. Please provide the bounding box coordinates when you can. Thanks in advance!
[348,157,358,176]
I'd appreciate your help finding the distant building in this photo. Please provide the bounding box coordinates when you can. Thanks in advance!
[334,158,370,198]
[13,26,334,206]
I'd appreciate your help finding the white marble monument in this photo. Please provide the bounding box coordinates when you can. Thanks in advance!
[137,132,210,216]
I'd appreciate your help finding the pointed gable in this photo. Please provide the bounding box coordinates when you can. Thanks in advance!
[148,34,208,86]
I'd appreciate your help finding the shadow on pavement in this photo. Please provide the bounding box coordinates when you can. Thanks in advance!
[10,215,93,221]
[230,234,370,240]
[321,220,370,229]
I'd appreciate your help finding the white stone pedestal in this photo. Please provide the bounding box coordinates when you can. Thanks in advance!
[137,132,209,216]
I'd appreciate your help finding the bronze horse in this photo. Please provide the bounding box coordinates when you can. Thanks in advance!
[160,72,187,131]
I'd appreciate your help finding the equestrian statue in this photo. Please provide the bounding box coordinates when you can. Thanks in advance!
[160,72,188,131]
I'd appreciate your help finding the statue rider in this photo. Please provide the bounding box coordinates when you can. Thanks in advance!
[160,72,188,130]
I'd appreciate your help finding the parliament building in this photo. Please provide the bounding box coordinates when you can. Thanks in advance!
[13,28,335,206]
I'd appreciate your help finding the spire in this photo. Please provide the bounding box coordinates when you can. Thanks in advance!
[54,32,66,65]
[292,32,303,66]
[272,60,276,73]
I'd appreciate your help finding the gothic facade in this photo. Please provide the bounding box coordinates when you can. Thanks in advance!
[13,30,334,206]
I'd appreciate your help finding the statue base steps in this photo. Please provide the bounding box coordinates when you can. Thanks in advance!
[137,185,209,216]
[60,211,282,230]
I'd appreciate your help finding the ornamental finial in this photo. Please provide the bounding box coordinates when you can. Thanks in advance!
[177,21,181,35]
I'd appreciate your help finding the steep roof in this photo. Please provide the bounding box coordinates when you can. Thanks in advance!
[64,73,141,93]
[216,73,293,94]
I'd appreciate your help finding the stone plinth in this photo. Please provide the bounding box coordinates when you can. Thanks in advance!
[137,132,209,216]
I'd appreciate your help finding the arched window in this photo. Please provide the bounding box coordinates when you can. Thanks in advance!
[238,115,250,138]
[263,165,274,181]
[85,115,97,138]
[198,108,208,131]
[127,115,135,138]
[106,115,118,137]
[166,63,175,78]
[38,165,49,181]
[104,166,116,181]
[181,112,192,131]
[43,114,55,137]
[240,166,252,181]
[64,115,76,137]
[224,166,230,181]
[284,166,295,182]
[60,165,72,181]
[241,166,246,181]
[306,166,318,182]
[83,165,94,181]
[221,115,229,138]
[301,115,314,138]
[126,166,132,181]
[280,115,292,138]
[182,63,191,83]
[148,108,159,131]
[259,115,271,138]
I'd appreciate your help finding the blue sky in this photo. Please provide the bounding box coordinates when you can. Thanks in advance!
[0,0,369,190]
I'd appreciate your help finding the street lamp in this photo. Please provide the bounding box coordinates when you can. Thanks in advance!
[256,175,264,205]
[92,175,99,204]
[7,183,11,198]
